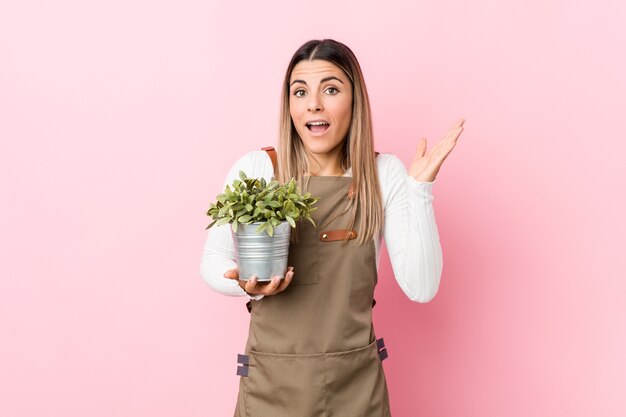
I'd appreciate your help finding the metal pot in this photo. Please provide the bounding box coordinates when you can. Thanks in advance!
[231,220,291,281]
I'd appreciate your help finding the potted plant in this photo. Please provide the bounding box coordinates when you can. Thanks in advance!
[206,171,319,281]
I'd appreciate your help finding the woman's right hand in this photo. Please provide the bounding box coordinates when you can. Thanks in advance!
[223,266,294,296]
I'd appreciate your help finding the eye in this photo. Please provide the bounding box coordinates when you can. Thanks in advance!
[293,89,306,97]
[325,87,339,94]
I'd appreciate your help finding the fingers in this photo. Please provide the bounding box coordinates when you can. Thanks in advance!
[264,275,283,294]
[444,125,464,143]
[409,119,465,181]
[436,126,463,156]
[275,267,295,293]
[427,120,465,167]
[414,138,427,160]
[415,119,465,159]
[243,275,260,294]
[447,118,465,142]
[259,266,294,295]
[242,267,295,296]
[436,128,463,161]
[452,125,464,140]
[223,266,240,280]
[429,120,466,153]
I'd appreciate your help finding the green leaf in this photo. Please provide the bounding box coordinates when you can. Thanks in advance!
[205,219,217,229]
[216,217,231,226]
[255,222,268,234]
[238,215,252,223]
[231,219,238,233]
[285,216,295,228]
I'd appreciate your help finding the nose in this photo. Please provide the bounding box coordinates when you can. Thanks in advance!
[307,94,323,112]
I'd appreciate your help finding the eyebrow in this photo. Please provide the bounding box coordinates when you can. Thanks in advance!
[290,76,345,87]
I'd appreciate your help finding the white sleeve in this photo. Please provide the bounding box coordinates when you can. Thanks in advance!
[379,154,443,303]
[199,150,275,301]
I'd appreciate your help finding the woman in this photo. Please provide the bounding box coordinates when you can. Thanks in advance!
[201,39,464,417]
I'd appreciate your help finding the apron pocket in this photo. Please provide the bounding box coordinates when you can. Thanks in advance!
[243,351,326,417]
[243,342,391,417]
[324,340,391,417]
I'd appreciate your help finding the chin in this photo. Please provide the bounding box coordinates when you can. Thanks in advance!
[302,140,342,155]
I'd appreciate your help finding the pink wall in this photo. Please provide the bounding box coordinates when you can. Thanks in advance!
[1,1,625,416]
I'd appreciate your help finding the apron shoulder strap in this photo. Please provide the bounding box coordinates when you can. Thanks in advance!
[261,146,278,178]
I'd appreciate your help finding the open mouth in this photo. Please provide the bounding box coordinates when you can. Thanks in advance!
[306,121,330,133]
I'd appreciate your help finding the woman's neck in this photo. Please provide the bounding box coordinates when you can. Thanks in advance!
[308,167,345,176]
[305,150,345,176]
[306,161,346,176]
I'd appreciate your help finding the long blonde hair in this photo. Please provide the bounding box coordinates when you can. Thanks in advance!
[276,39,383,245]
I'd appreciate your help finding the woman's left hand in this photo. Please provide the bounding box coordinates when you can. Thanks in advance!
[408,118,465,182]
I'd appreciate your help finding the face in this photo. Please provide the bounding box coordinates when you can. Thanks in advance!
[289,59,353,162]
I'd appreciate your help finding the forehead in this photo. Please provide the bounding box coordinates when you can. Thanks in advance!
[289,59,348,83]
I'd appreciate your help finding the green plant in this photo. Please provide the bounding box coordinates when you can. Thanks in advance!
[206,171,319,237]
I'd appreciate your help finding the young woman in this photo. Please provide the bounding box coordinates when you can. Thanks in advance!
[201,39,464,417]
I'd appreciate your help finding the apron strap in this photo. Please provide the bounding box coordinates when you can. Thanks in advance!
[319,229,357,242]
[262,146,278,179]
[236,354,250,377]
[377,338,389,362]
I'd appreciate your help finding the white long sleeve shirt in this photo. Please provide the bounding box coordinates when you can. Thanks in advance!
[200,150,443,303]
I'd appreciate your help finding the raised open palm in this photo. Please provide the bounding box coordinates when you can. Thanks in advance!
[408,118,465,182]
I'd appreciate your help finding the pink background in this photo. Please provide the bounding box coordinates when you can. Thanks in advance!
[1,1,625,416]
